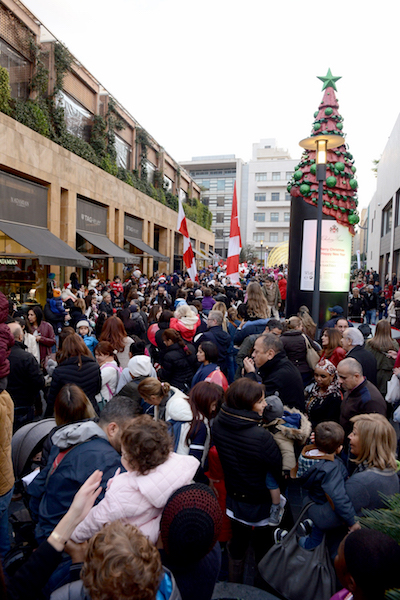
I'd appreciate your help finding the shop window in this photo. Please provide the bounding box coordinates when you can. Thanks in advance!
[0,39,30,99]
[57,91,93,142]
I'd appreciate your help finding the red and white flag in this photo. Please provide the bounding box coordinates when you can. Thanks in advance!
[177,196,198,282]
[226,181,241,286]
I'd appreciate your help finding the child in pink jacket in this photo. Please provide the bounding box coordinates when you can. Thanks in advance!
[71,415,198,544]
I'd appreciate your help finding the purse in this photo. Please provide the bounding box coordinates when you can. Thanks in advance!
[385,373,400,404]
[258,502,336,600]
[302,334,320,370]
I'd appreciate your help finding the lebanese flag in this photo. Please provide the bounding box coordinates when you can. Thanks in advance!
[226,181,242,286]
[177,196,198,282]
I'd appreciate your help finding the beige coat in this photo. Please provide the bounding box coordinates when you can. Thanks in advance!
[0,390,14,495]
[263,406,311,472]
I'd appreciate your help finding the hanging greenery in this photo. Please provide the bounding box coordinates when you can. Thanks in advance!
[0,67,12,116]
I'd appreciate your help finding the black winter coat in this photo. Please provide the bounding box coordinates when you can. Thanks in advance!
[198,325,231,374]
[7,341,45,408]
[281,330,317,374]
[158,342,198,391]
[346,345,378,387]
[213,404,282,505]
[246,351,305,411]
[45,355,101,416]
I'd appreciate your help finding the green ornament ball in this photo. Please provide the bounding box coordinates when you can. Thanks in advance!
[325,107,333,116]
[287,183,292,192]
[327,190,333,197]
[293,170,303,181]
[351,166,356,173]
[348,214,359,225]
[314,123,321,131]
[335,162,345,172]
[350,178,358,190]
[326,176,337,188]
[314,111,318,118]
[333,204,338,210]
[335,193,341,200]
[299,184,311,195]
[336,123,343,130]
[310,164,317,175]
[340,207,346,213]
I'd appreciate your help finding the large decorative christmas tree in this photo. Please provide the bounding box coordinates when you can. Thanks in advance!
[287,69,359,235]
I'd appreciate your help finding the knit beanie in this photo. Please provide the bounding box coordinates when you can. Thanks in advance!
[263,394,284,422]
[76,319,90,332]
[160,483,223,563]
[127,355,152,377]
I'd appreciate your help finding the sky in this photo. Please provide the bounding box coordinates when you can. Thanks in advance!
[23,0,400,212]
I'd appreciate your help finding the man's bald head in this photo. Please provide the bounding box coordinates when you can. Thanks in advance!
[8,322,23,341]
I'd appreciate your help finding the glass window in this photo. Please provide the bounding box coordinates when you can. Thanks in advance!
[217,197,225,207]
[285,192,291,201]
[270,232,279,242]
[283,232,290,241]
[56,91,93,142]
[202,197,209,206]
[255,173,267,181]
[217,180,225,191]
[0,39,31,99]
[255,193,266,202]
[147,161,156,185]
[115,134,131,170]
[201,180,210,190]
[272,172,281,181]
[286,172,293,180]
[163,175,173,192]
[270,213,279,222]
[215,229,224,238]
[284,212,290,222]
[254,213,265,222]
[271,193,280,201]
[253,232,265,242]
[216,213,224,223]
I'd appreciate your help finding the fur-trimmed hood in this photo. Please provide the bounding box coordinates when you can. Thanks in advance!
[264,405,311,445]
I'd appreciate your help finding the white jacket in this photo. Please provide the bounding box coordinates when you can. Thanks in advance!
[95,361,120,404]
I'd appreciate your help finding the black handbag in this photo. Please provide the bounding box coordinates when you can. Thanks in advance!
[258,502,336,600]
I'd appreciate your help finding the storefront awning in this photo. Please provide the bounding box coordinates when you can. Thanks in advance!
[124,236,169,262]
[0,221,91,267]
[77,230,134,264]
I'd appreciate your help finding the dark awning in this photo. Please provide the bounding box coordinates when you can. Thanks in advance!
[124,236,169,261]
[77,230,134,264]
[0,221,91,267]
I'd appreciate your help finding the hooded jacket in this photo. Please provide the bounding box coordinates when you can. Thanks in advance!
[7,340,45,408]
[165,392,210,466]
[28,421,122,538]
[0,292,14,379]
[170,314,201,342]
[198,325,231,374]
[71,452,199,545]
[263,406,312,472]
[158,342,198,391]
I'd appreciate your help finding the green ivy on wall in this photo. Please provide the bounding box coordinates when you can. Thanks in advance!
[0,42,212,230]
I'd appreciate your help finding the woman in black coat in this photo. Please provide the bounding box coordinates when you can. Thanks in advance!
[45,333,101,416]
[157,329,197,392]
[212,378,283,581]
[281,316,319,387]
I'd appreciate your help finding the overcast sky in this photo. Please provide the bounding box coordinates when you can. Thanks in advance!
[23,0,400,212]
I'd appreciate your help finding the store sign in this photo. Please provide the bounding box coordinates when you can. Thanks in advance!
[124,215,143,240]
[77,197,107,235]
[0,258,18,265]
[0,171,47,227]
[300,220,351,292]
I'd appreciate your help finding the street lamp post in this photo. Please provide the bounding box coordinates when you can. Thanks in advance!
[260,240,264,268]
[299,134,345,330]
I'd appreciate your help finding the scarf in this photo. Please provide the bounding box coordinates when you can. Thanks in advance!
[306,359,341,414]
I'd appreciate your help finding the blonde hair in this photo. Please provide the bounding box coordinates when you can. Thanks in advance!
[213,301,229,332]
[286,316,302,330]
[174,304,194,320]
[246,282,270,319]
[350,414,397,470]
[75,298,86,312]
[137,377,170,400]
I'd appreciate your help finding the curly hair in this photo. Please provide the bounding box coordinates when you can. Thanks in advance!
[81,521,162,600]
[121,415,172,475]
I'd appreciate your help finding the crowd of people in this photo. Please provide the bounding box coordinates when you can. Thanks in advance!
[0,264,400,600]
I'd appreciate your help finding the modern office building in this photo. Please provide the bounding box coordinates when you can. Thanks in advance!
[0,0,213,305]
[180,156,243,259]
[366,112,400,284]
[245,139,299,261]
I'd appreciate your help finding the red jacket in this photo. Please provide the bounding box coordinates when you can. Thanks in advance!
[320,346,346,368]
[278,278,287,301]
[0,293,14,379]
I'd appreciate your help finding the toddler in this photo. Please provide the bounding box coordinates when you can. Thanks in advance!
[76,319,98,354]
[263,395,311,526]
[278,421,359,548]
[71,415,199,544]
